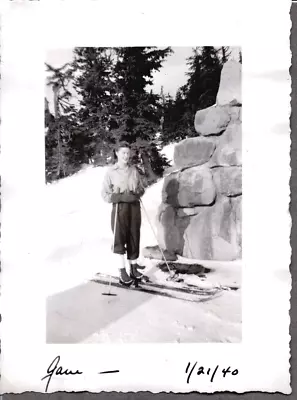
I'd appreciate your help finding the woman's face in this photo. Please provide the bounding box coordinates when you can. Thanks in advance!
[116,147,131,165]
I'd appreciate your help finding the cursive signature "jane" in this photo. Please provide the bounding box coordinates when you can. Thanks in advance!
[41,355,83,392]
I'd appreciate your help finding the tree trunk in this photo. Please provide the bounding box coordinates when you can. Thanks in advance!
[45,97,49,112]
[53,85,64,178]
[141,151,157,184]
[221,47,226,63]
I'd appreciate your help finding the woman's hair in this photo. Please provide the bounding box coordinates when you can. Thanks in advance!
[114,141,131,152]
[112,141,131,161]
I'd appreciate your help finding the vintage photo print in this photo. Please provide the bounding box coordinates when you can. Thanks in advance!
[45,46,242,345]
[0,0,292,394]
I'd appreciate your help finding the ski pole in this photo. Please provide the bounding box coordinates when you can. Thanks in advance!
[140,199,173,276]
[110,202,119,290]
[112,203,119,252]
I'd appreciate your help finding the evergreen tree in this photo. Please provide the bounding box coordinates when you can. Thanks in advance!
[71,47,119,165]
[159,85,165,132]
[111,47,172,180]
[160,46,230,145]
[45,62,77,182]
[221,46,231,63]
[161,90,187,145]
[196,46,222,110]
[71,47,172,181]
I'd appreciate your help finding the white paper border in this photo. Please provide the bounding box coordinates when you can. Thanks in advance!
[0,0,292,394]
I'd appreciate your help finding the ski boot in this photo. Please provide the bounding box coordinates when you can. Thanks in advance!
[130,264,150,284]
[119,268,133,287]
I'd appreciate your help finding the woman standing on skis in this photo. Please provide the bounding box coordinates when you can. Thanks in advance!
[101,141,146,286]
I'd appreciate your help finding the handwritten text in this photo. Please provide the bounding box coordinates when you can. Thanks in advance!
[185,362,238,384]
[41,356,83,392]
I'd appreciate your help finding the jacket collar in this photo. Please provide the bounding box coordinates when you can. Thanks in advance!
[112,162,131,170]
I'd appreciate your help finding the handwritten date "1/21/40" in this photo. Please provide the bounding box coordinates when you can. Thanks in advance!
[186,362,238,384]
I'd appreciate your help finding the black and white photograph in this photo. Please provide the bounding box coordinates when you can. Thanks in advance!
[0,0,291,394]
[45,46,242,344]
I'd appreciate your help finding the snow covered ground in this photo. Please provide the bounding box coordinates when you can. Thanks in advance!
[45,144,242,343]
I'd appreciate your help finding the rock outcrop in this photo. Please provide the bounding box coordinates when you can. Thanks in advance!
[216,60,242,106]
[194,105,231,136]
[151,60,242,262]
[162,166,216,208]
[174,137,215,168]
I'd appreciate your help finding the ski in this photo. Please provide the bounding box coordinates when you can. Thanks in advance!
[95,272,218,295]
[93,273,222,303]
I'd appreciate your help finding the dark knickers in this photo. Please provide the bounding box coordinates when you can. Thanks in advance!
[111,201,141,260]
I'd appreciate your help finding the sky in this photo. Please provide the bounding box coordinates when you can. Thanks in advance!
[45,47,240,112]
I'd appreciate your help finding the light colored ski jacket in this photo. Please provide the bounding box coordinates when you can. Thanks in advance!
[101,163,145,203]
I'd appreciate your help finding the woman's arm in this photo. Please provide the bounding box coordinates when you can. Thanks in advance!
[102,169,139,203]
[134,168,146,198]
[101,170,114,203]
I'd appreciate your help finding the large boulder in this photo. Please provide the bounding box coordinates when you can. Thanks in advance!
[161,172,180,206]
[213,167,242,197]
[194,105,231,136]
[173,137,215,169]
[182,196,240,261]
[156,203,182,255]
[162,166,216,208]
[210,122,242,167]
[216,60,242,106]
